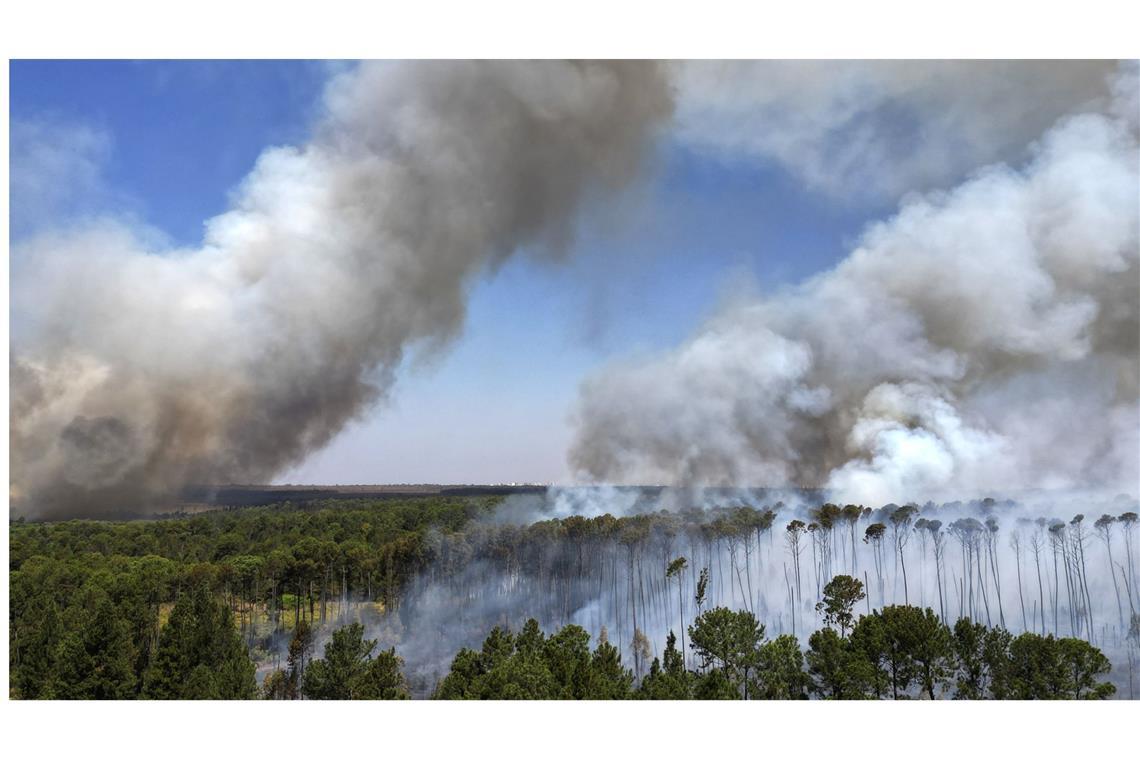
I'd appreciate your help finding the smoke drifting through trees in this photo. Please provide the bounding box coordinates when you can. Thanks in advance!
[570,63,1139,506]
[10,61,1139,700]
[344,489,1140,696]
[9,61,672,519]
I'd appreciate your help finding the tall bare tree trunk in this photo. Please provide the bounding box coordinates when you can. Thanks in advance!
[1014,545,1027,631]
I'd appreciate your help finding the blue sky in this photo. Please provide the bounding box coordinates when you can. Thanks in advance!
[9,60,885,484]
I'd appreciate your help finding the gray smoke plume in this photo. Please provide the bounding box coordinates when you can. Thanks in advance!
[571,63,1139,505]
[674,60,1122,200]
[9,61,673,518]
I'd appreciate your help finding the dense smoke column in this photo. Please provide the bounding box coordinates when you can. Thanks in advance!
[569,63,1139,505]
[9,61,673,518]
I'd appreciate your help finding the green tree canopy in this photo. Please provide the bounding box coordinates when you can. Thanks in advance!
[301,623,409,699]
[816,574,865,637]
[688,607,765,698]
[754,635,810,699]
[144,584,257,699]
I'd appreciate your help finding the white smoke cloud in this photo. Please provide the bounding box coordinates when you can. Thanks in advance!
[9,61,673,517]
[11,60,1139,518]
[571,63,1140,505]
[673,60,1120,201]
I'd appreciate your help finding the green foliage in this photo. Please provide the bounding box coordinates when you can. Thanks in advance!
[49,585,137,699]
[754,635,810,699]
[948,622,1114,699]
[1057,637,1115,700]
[434,618,633,700]
[665,556,687,580]
[262,668,291,700]
[433,648,486,699]
[889,505,918,528]
[846,612,889,698]
[11,594,61,699]
[638,631,693,699]
[10,495,493,698]
[687,607,765,698]
[143,584,257,699]
[692,667,740,699]
[813,606,956,700]
[9,496,1121,701]
[302,623,409,699]
[951,618,990,698]
[543,625,592,698]
[816,574,865,637]
[286,619,315,697]
[902,607,954,699]
[587,639,635,699]
[848,605,952,699]
[695,567,710,611]
[1004,632,1068,698]
[807,627,873,699]
[1003,632,1115,699]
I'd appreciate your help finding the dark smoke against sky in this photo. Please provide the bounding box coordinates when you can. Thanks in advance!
[8,60,1140,518]
[9,61,672,518]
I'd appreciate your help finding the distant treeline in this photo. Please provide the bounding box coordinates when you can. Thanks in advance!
[177,484,548,510]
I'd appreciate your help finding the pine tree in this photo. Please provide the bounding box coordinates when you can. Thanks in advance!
[807,627,871,699]
[816,574,865,637]
[754,634,809,699]
[143,583,257,699]
[638,631,692,699]
[50,586,137,699]
[302,622,410,699]
[687,607,765,698]
[586,638,634,699]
